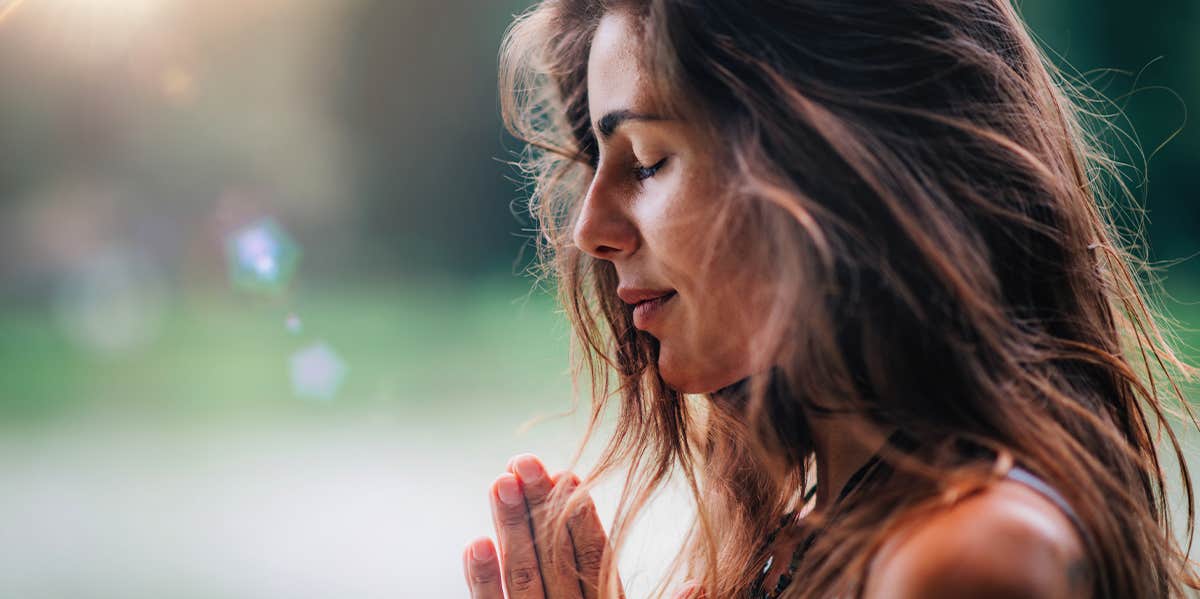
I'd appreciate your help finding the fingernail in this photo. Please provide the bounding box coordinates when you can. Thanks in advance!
[514,455,544,484]
[551,470,575,489]
[470,538,495,562]
[496,474,523,506]
[563,471,580,489]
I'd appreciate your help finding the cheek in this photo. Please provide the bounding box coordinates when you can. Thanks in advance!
[640,166,766,392]
[657,293,760,394]
[635,166,717,250]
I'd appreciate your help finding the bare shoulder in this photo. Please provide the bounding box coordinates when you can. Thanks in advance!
[861,477,1090,599]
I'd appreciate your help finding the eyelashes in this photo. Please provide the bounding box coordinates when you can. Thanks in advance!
[632,157,668,182]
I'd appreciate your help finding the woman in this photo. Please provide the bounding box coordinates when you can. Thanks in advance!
[463,1,1199,597]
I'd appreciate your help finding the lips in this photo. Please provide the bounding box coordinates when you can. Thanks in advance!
[630,290,677,330]
[617,287,676,306]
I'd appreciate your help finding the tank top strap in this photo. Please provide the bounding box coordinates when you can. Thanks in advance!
[1003,464,1088,544]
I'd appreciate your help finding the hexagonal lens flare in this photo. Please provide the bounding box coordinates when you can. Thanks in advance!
[224,217,300,294]
[289,341,347,401]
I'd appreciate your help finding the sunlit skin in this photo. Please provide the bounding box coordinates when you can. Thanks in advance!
[571,12,774,396]
[463,10,1085,599]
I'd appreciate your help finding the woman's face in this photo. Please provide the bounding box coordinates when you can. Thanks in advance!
[575,10,770,394]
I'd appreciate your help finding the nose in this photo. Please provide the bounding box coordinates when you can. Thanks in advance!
[572,171,639,260]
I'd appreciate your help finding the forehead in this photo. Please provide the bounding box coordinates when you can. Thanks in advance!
[587,11,652,118]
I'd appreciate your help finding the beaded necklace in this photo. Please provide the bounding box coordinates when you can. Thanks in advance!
[746,429,906,599]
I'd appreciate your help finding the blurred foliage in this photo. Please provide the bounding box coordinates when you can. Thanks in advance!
[1020,0,1200,271]
[0,1,1194,295]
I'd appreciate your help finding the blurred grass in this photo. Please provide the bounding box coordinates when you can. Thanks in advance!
[0,276,576,428]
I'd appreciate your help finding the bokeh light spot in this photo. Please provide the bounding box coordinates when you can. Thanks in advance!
[289,342,347,401]
[224,217,300,294]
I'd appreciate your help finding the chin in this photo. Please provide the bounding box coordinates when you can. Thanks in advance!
[655,346,695,393]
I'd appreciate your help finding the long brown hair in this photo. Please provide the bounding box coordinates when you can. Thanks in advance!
[498,1,1200,597]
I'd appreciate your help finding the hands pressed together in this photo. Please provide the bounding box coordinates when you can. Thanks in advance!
[461,453,701,599]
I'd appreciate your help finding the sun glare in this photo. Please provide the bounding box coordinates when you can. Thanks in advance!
[3,0,168,63]
[0,0,26,23]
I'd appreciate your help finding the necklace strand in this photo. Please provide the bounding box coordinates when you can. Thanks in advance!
[747,433,899,599]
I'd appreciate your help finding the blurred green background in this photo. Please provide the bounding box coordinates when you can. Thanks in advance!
[0,1,1196,597]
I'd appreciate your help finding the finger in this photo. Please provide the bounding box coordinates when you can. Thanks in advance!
[672,580,703,599]
[510,456,583,599]
[491,472,547,599]
[558,473,625,599]
[463,536,505,599]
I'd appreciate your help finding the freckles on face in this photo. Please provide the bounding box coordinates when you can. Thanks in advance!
[585,11,769,394]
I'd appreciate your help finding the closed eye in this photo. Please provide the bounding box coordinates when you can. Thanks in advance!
[632,157,668,182]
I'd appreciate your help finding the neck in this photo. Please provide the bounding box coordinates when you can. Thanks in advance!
[806,410,895,512]
[710,370,897,511]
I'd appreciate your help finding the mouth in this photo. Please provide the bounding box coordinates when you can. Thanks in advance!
[632,291,677,330]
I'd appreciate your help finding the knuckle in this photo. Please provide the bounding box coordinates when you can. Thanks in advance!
[506,564,541,593]
[497,505,530,527]
[468,566,499,586]
[523,488,550,507]
[540,525,569,548]
[576,544,607,572]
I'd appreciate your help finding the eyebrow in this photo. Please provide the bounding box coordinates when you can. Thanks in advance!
[594,109,669,141]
